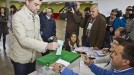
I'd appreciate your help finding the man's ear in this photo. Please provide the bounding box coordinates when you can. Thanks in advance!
[123,59,130,66]
[25,0,30,6]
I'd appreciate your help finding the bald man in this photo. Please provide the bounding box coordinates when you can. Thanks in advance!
[81,5,106,49]
[87,5,106,49]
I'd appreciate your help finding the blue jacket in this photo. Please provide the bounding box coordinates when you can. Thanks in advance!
[113,18,126,30]
[61,64,134,75]
[39,12,56,39]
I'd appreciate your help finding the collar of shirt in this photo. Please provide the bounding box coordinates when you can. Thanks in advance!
[114,67,133,73]
[69,41,77,51]
[23,5,39,21]
[46,15,51,20]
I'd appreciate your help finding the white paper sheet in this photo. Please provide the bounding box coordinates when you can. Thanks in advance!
[56,40,64,55]
[56,59,70,67]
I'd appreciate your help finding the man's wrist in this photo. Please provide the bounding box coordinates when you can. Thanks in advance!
[58,65,65,73]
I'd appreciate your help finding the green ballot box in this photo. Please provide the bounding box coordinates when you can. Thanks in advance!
[36,50,80,66]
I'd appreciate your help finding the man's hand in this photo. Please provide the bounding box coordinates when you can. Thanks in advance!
[110,27,113,32]
[52,63,65,72]
[71,8,75,14]
[102,48,109,54]
[84,56,94,66]
[46,42,60,50]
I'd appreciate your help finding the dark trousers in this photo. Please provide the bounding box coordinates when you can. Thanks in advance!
[82,36,90,47]
[0,33,6,50]
[103,31,112,48]
[11,60,35,75]
[65,32,71,41]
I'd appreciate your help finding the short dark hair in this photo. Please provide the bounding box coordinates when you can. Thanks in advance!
[10,5,17,15]
[84,7,90,12]
[116,27,126,37]
[46,8,54,13]
[114,38,126,45]
[111,8,122,17]
[121,42,134,67]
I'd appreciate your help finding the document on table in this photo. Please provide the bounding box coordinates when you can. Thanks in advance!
[94,50,104,56]
[56,59,70,67]
[56,40,64,55]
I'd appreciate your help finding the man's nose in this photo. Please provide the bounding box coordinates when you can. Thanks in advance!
[37,6,40,10]
[110,52,113,58]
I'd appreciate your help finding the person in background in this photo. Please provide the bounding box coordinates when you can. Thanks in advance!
[59,2,82,41]
[9,0,59,75]
[63,32,79,52]
[114,27,132,42]
[104,9,118,48]
[114,27,126,38]
[112,9,125,32]
[59,7,67,20]
[103,27,130,56]
[39,8,56,56]
[9,5,17,31]
[83,5,106,49]
[121,6,132,25]
[0,7,9,50]
[91,38,127,70]
[126,6,134,41]
[52,42,134,75]
[80,7,91,47]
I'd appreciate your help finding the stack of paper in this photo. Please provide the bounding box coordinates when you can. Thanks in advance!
[94,50,104,56]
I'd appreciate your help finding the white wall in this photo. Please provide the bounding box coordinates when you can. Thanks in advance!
[93,0,134,17]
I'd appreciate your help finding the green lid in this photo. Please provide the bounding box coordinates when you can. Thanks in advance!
[36,50,80,66]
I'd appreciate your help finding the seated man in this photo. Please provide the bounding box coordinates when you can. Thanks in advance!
[52,42,134,75]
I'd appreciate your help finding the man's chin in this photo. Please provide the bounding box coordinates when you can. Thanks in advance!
[32,11,38,14]
[33,12,37,14]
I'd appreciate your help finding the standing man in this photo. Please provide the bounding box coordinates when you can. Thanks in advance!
[59,2,82,40]
[104,9,118,48]
[9,0,59,75]
[39,8,56,56]
[85,5,106,49]
[80,7,91,47]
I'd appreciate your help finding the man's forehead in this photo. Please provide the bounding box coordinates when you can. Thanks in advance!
[112,12,117,14]
[90,8,98,11]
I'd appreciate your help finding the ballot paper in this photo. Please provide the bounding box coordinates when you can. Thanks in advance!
[56,40,64,55]
[94,50,104,56]
[74,47,90,52]
[55,59,70,67]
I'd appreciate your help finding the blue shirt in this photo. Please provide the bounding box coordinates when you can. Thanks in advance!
[61,64,134,75]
